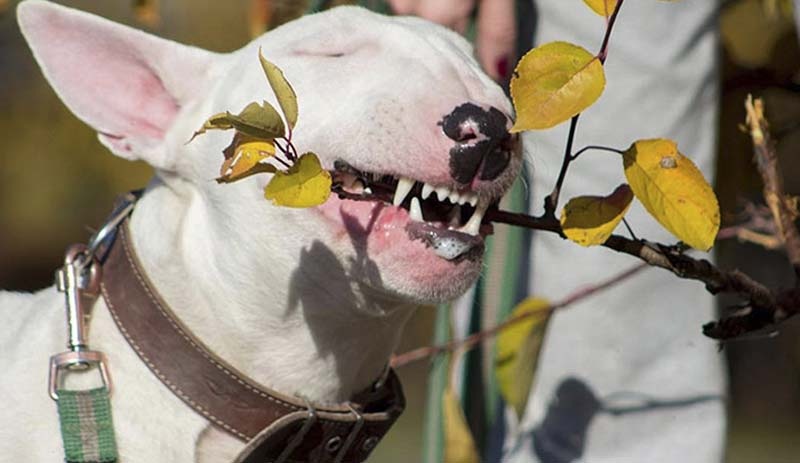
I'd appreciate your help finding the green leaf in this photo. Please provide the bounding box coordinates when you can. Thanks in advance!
[264,152,332,207]
[623,139,720,251]
[495,298,551,419]
[191,101,285,141]
[259,49,299,129]
[560,184,634,247]
[510,41,606,131]
[188,113,234,141]
[233,101,286,139]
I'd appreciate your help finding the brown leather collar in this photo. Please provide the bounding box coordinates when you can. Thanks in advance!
[99,219,405,463]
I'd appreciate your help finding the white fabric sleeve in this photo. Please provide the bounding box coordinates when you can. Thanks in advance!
[504,1,727,462]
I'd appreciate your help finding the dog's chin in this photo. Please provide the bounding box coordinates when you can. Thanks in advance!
[316,194,487,304]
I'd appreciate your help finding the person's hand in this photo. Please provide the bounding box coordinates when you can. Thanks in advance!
[388,0,516,82]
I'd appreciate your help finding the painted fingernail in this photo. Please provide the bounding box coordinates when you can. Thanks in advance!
[496,56,510,81]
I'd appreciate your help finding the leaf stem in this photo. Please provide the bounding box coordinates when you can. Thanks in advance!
[622,217,638,241]
[598,0,625,64]
[570,144,625,161]
[272,156,292,169]
[544,115,580,218]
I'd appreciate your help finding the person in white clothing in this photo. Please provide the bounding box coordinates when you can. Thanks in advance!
[506,2,727,462]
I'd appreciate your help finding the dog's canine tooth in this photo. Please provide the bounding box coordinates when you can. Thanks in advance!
[435,186,450,202]
[459,199,489,236]
[421,183,434,200]
[409,197,424,222]
[393,177,415,206]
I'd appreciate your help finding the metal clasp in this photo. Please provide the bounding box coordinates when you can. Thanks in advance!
[47,192,139,402]
[55,244,101,352]
[48,350,111,401]
[49,243,110,401]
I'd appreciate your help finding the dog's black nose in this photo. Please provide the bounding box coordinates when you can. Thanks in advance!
[440,103,514,184]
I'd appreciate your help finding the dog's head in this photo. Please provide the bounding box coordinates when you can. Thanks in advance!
[18,1,521,307]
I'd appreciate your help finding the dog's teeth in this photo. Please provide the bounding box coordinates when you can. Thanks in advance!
[467,194,478,207]
[448,190,460,204]
[393,177,414,206]
[421,183,434,200]
[364,187,372,194]
[457,195,469,206]
[409,197,424,222]
[435,186,450,202]
[459,199,489,236]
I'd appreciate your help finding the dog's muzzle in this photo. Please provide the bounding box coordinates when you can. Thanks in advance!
[440,102,515,184]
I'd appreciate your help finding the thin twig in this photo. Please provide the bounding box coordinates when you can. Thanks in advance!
[717,226,783,250]
[744,95,800,282]
[391,263,649,368]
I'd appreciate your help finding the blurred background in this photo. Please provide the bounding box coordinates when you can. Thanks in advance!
[1,0,799,461]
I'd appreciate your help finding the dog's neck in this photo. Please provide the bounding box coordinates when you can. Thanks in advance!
[125,181,417,404]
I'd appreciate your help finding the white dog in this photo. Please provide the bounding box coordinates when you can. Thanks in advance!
[2,1,520,461]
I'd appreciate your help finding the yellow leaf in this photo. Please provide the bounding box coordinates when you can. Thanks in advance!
[217,139,277,183]
[623,139,720,250]
[560,184,634,247]
[264,152,332,208]
[443,369,480,463]
[583,0,618,17]
[510,41,605,131]
[495,298,551,419]
[259,49,299,129]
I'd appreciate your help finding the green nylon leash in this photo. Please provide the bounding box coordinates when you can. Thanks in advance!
[56,387,118,463]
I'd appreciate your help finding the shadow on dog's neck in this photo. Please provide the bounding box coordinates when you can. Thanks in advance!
[125,180,417,404]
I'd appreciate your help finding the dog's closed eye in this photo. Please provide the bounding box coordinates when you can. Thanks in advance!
[292,49,350,58]
[291,42,372,59]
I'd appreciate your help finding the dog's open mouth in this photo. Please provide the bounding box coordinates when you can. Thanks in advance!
[330,160,494,261]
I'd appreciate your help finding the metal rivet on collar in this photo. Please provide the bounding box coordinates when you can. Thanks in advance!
[361,436,379,452]
[325,436,343,453]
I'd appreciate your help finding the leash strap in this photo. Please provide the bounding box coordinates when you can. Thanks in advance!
[57,387,118,463]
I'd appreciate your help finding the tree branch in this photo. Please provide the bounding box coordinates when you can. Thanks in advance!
[485,206,799,340]
[744,95,800,282]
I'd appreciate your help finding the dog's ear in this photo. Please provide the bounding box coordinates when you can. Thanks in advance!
[17,0,217,171]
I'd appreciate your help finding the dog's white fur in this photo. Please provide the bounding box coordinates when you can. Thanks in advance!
[2,1,518,460]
